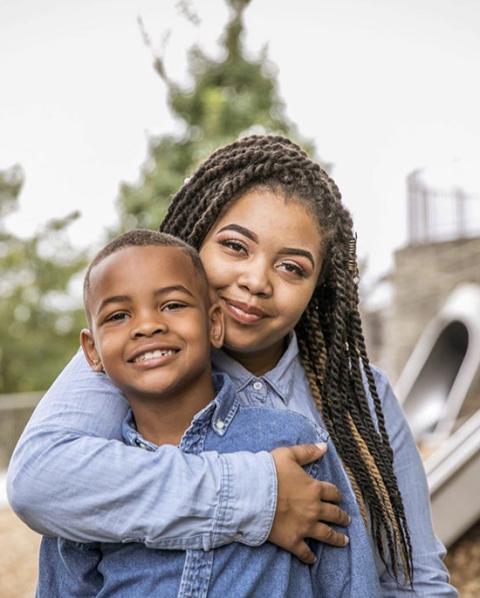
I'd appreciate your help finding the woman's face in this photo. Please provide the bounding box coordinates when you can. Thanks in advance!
[199,187,324,372]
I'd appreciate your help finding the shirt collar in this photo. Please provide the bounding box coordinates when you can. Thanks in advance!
[121,372,238,448]
[211,333,299,405]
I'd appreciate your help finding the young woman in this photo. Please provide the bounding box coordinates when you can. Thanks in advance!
[8,135,456,595]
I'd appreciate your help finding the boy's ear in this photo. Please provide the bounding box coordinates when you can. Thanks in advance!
[80,329,104,372]
[208,302,224,349]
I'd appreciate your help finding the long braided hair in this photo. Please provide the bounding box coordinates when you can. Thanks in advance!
[160,134,413,584]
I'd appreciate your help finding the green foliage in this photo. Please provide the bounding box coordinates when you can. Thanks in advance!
[0,0,326,393]
[116,0,317,231]
[0,166,87,393]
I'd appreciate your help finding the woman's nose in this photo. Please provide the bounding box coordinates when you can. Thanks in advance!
[237,258,273,297]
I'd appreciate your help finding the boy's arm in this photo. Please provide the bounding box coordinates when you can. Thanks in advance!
[372,367,458,597]
[7,351,276,550]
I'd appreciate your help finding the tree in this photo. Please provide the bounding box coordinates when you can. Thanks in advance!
[116,0,320,231]
[0,166,87,393]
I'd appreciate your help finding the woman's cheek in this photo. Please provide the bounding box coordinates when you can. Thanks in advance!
[199,247,221,285]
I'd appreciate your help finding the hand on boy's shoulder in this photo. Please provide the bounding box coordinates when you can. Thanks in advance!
[269,443,350,564]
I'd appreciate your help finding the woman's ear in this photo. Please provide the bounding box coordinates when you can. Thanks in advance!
[208,302,225,349]
[80,329,104,372]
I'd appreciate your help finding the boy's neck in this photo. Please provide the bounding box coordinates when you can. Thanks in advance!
[127,370,216,447]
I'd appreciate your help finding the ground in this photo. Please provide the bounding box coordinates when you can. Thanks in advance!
[0,507,40,598]
[445,520,480,597]
[0,506,478,597]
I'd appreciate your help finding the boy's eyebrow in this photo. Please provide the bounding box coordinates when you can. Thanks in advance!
[98,295,131,312]
[278,248,315,268]
[154,285,195,298]
[217,224,258,243]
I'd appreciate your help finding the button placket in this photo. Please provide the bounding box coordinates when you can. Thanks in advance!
[249,379,267,402]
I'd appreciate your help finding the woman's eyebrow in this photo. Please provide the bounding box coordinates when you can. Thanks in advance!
[278,247,315,268]
[217,224,258,243]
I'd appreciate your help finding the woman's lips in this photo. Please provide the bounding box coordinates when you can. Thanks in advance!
[222,298,268,325]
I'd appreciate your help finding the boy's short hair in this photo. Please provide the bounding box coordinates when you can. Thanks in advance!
[83,229,209,310]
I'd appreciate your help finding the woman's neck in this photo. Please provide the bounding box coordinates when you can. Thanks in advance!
[223,337,287,376]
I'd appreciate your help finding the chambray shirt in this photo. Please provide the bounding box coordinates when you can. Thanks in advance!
[8,335,457,596]
[37,373,381,598]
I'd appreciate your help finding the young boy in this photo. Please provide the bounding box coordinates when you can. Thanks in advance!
[37,229,381,597]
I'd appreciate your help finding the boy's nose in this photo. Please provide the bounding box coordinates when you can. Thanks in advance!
[131,318,168,338]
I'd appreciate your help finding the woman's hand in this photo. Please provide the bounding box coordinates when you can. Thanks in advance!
[269,444,350,564]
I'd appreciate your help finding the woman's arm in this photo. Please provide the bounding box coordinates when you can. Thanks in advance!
[7,351,276,550]
[8,351,339,560]
[372,367,458,597]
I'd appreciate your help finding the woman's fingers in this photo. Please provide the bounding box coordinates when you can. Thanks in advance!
[316,488,350,527]
[291,541,318,565]
[317,480,343,503]
[268,445,350,563]
[284,442,328,466]
[311,521,350,547]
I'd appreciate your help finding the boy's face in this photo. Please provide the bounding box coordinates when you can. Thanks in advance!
[81,245,223,402]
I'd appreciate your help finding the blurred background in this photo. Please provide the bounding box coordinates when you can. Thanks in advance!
[1,0,479,595]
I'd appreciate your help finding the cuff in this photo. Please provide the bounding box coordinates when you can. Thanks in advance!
[212,450,277,548]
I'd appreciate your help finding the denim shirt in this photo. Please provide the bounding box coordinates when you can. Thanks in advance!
[37,373,381,598]
[8,335,457,596]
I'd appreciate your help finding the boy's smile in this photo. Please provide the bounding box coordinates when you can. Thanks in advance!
[82,245,222,409]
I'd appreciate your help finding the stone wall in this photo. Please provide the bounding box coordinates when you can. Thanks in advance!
[382,235,480,380]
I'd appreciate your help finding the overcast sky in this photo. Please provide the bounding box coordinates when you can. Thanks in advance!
[1,0,479,279]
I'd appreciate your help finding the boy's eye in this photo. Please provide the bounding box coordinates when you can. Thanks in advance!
[277,261,306,277]
[219,239,248,254]
[163,302,187,311]
[105,311,129,323]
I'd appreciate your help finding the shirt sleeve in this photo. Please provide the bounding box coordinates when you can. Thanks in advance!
[7,351,277,550]
[372,367,458,597]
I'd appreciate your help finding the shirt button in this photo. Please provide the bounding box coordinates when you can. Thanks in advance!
[253,381,263,391]
[216,419,225,430]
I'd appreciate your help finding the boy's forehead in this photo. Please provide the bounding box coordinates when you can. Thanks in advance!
[89,245,207,301]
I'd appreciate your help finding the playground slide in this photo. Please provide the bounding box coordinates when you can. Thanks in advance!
[425,408,480,546]
[395,283,480,444]
[394,283,480,546]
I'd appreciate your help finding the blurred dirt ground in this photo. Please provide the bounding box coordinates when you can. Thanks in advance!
[445,519,480,597]
[0,505,478,597]
[0,507,40,598]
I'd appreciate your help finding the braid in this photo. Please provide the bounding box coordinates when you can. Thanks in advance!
[160,134,413,584]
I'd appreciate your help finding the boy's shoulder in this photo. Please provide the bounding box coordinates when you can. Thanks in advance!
[209,399,329,454]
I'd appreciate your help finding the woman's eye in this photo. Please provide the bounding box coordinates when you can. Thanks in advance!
[278,261,305,277]
[219,239,248,254]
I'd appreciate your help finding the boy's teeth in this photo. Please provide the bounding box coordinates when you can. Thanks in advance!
[135,349,175,363]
